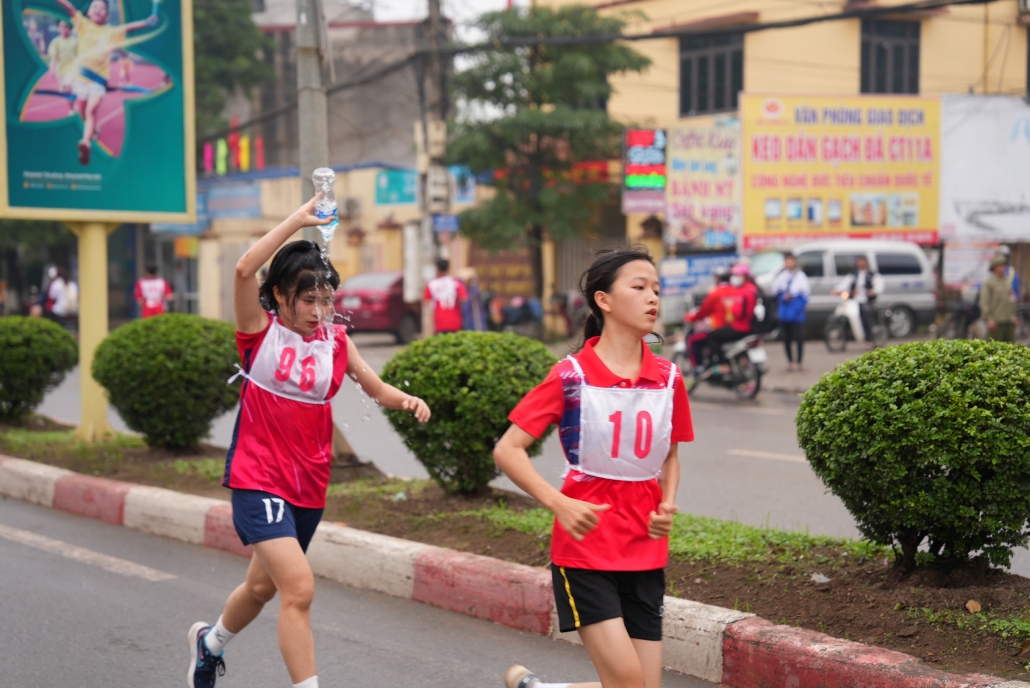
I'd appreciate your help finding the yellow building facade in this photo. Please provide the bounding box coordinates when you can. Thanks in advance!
[541,0,1029,245]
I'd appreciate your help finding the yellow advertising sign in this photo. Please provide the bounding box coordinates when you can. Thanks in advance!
[740,94,939,249]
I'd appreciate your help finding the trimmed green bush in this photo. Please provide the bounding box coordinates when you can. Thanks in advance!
[0,316,78,421]
[380,331,556,495]
[797,339,1030,570]
[93,314,239,450]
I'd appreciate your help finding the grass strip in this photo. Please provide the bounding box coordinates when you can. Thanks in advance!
[425,503,891,565]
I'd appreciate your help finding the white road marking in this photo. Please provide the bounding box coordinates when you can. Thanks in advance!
[727,449,808,464]
[691,402,785,416]
[0,524,176,582]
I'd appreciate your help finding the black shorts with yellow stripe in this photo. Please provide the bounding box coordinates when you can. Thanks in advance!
[551,564,665,641]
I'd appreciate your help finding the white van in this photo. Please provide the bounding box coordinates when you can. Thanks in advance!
[753,240,935,338]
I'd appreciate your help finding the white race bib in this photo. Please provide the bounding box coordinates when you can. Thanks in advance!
[567,357,674,481]
[243,318,335,404]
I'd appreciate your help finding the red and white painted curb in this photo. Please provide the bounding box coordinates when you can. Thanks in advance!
[1,453,1025,687]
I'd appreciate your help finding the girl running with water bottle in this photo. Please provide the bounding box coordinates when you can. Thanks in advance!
[494,247,693,688]
[186,197,430,688]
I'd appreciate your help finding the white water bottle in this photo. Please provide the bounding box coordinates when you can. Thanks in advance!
[312,167,337,242]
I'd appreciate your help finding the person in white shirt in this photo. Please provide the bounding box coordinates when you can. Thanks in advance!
[772,253,812,372]
[832,255,884,348]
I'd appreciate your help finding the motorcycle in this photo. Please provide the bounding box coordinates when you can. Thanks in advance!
[824,292,890,352]
[671,323,768,400]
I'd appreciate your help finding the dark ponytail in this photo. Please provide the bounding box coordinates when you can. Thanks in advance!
[258,240,340,314]
[574,245,655,351]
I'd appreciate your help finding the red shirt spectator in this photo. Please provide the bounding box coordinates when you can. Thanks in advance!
[422,259,467,333]
[135,266,173,317]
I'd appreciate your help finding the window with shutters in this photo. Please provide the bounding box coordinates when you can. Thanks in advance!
[679,34,744,117]
[861,20,920,94]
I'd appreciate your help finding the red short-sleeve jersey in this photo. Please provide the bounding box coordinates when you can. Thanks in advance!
[509,337,693,571]
[423,276,468,333]
[223,315,349,508]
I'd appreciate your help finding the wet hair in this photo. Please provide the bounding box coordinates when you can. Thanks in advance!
[576,245,656,349]
[258,240,340,314]
[436,258,450,273]
[145,264,158,277]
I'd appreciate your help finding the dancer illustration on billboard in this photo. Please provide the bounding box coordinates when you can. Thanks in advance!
[18,1,169,165]
[54,0,158,163]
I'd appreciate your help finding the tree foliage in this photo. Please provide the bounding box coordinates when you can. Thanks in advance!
[449,6,650,295]
[193,0,274,136]
[797,340,1030,571]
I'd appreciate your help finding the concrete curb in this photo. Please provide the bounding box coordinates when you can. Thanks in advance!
[0,454,1026,687]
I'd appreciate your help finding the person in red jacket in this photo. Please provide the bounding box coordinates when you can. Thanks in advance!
[703,264,756,371]
[685,267,737,371]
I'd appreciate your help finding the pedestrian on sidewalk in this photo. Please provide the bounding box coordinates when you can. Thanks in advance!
[423,258,467,335]
[982,255,1018,342]
[493,247,694,688]
[134,265,173,317]
[186,196,430,688]
[773,253,810,372]
[458,267,487,331]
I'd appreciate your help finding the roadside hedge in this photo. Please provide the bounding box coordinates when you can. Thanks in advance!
[796,339,1030,570]
[0,316,78,421]
[380,331,556,495]
[93,314,239,450]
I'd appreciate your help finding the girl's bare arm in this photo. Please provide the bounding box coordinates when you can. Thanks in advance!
[345,338,429,422]
[234,197,325,334]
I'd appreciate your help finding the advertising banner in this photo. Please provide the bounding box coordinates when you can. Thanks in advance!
[741,94,939,249]
[1,0,195,221]
[622,128,666,215]
[942,240,999,288]
[664,121,740,250]
[940,95,1030,242]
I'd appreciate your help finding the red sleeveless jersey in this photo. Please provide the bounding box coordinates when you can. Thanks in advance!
[223,315,349,508]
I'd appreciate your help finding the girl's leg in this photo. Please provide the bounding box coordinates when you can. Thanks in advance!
[578,617,647,688]
[251,537,317,684]
[795,324,805,366]
[220,553,278,634]
[783,327,794,365]
[630,638,663,688]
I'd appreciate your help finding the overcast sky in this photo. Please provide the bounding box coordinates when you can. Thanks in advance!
[373,0,525,34]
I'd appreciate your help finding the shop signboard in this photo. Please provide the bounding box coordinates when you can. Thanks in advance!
[740,94,939,249]
[664,121,740,250]
[1,0,195,221]
[375,169,417,205]
[621,128,666,214]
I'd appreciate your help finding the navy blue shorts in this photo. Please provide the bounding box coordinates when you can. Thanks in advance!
[231,489,324,552]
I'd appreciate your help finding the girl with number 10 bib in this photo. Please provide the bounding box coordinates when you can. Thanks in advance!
[186,197,430,688]
[495,248,693,688]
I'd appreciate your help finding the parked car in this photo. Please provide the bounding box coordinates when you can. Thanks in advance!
[753,240,936,338]
[334,271,421,344]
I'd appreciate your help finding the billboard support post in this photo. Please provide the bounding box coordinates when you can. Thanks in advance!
[64,222,118,443]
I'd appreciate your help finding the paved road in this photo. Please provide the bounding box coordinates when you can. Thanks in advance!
[0,497,712,688]
[38,333,1030,575]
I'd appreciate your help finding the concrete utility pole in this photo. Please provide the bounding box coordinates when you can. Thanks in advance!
[296,0,329,244]
[295,0,363,466]
[416,0,449,337]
